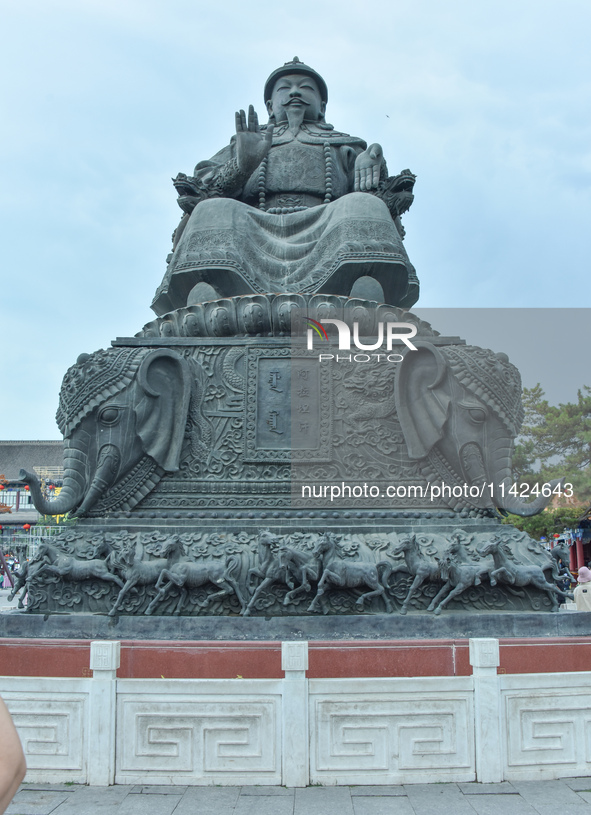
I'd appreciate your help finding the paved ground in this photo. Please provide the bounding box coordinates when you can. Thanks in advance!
[0,586,20,612]
[7,779,591,815]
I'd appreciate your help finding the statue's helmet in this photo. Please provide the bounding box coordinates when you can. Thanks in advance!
[264,56,328,104]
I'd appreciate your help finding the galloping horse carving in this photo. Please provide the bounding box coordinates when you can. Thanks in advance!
[145,555,246,615]
[108,534,184,616]
[308,533,394,613]
[30,540,124,588]
[478,535,571,612]
[243,530,292,616]
[391,533,440,614]
[8,552,52,608]
[278,544,323,605]
[427,539,488,615]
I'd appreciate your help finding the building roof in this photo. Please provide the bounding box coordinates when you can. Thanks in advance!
[0,441,64,482]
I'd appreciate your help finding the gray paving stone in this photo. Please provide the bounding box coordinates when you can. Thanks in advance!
[352,796,415,815]
[240,786,294,795]
[51,802,124,815]
[62,785,133,799]
[47,785,134,813]
[234,794,296,815]
[6,790,69,815]
[511,780,584,806]
[12,779,591,815]
[564,779,591,793]
[172,786,241,815]
[295,786,354,815]
[466,794,538,815]
[130,785,188,794]
[17,785,80,794]
[403,783,475,815]
[116,792,182,814]
[351,787,407,796]
[458,783,518,795]
[404,784,463,797]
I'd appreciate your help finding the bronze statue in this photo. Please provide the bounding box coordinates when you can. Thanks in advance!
[15,60,568,620]
[152,57,418,315]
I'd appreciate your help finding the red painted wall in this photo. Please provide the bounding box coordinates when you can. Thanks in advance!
[1,637,590,678]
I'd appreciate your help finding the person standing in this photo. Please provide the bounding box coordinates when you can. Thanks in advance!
[573,566,591,611]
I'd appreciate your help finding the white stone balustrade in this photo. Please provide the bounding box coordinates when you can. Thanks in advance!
[1,638,591,787]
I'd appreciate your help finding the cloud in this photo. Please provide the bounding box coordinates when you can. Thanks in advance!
[1,0,590,438]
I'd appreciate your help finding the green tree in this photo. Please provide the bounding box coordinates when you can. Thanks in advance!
[512,384,591,505]
[501,506,584,539]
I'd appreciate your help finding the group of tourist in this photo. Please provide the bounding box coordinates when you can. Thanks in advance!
[0,557,19,590]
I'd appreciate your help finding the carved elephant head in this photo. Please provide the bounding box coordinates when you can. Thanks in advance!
[21,347,192,517]
[395,341,554,516]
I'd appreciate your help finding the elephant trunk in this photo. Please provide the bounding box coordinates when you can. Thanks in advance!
[73,444,121,517]
[486,433,560,517]
[19,440,87,515]
[493,477,562,517]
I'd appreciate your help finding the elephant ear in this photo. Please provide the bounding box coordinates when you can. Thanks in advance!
[134,349,192,471]
[395,341,451,459]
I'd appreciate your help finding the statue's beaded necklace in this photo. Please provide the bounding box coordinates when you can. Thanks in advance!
[258,141,333,214]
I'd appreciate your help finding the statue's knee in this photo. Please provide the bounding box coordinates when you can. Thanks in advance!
[189,196,237,227]
[337,191,389,215]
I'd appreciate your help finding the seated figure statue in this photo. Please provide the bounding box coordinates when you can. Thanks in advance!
[151,57,419,316]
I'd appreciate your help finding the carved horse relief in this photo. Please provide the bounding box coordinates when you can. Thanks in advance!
[145,554,246,616]
[308,533,394,613]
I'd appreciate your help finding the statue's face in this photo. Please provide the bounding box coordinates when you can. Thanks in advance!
[266,73,326,123]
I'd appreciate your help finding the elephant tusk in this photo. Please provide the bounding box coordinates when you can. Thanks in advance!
[74,444,121,516]
[459,442,493,507]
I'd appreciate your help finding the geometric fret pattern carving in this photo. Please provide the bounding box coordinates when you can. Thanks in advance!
[502,679,591,777]
[309,678,474,784]
[2,688,87,779]
[6,668,591,786]
[116,686,281,783]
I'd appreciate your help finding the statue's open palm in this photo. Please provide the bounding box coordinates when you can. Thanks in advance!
[235,105,274,174]
[354,143,384,191]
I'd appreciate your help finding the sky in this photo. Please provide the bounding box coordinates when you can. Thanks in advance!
[1,0,590,439]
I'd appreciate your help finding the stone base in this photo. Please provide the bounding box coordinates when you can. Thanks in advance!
[1,609,590,641]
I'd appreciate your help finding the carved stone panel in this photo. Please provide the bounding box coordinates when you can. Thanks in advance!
[245,348,332,462]
[116,683,281,783]
[501,674,591,779]
[310,677,474,784]
[4,690,87,778]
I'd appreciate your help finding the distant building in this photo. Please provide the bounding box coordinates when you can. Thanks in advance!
[0,441,64,528]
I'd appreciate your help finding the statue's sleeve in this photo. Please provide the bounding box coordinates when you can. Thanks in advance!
[192,139,251,199]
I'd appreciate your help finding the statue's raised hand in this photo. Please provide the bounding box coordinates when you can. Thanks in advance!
[354,143,384,191]
[235,105,274,175]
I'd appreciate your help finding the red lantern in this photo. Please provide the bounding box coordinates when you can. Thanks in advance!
[0,484,5,490]
[24,485,30,492]
[23,524,31,531]
[49,485,55,491]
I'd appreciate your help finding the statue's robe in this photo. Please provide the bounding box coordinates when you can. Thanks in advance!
[151,121,418,316]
